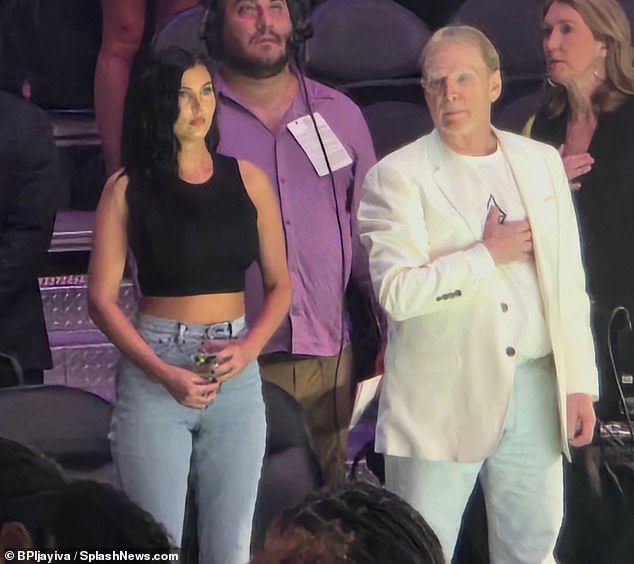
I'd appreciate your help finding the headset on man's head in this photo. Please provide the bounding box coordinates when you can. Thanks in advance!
[201,0,312,54]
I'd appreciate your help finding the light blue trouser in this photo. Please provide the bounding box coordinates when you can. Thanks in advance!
[386,355,563,564]
[110,314,266,564]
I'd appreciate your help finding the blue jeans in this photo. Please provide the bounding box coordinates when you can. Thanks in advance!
[110,314,266,564]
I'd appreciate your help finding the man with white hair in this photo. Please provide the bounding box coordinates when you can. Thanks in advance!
[359,25,598,563]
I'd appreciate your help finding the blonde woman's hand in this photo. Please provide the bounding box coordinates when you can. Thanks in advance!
[559,145,593,190]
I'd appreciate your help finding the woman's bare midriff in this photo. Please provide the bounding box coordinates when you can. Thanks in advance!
[141,292,246,324]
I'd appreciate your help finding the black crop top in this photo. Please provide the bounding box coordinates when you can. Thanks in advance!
[128,153,259,297]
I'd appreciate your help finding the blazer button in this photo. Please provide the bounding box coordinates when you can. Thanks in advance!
[506,346,516,357]
[501,302,509,312]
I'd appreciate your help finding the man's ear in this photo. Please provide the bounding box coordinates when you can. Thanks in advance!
[489,69,502,103]
[0,521,34,559]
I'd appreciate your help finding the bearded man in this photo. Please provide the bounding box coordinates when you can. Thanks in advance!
[203,0,382,485]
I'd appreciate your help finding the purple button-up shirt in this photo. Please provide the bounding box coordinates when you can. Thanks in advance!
[215,71,377,356]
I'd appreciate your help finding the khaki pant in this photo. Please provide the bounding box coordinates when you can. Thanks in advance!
[258,348,353,486]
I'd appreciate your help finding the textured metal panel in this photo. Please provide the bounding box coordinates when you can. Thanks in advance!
[46,344,119,403]
[40,276,138,333]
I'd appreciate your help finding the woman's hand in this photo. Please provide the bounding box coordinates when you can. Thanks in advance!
[559,145,594,190]
[160,364,220,409]
[199,338,260,383]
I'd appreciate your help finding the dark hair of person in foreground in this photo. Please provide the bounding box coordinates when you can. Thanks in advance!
[0,437,172,552]
[50,480,173,551]
[251,482,445,564]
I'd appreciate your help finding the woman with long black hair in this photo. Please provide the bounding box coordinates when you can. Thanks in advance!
[88,47,291,564]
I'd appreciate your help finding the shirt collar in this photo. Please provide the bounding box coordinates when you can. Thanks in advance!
[214,64,335,109]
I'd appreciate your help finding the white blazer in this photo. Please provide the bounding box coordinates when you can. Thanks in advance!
[359,128,598,462]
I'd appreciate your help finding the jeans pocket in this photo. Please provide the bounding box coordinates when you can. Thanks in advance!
[139,327,174,360]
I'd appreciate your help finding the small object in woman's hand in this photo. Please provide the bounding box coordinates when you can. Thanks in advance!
[193,352,220,382]
[199,339,235,376]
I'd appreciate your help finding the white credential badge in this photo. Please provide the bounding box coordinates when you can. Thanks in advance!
[287,112,353,177]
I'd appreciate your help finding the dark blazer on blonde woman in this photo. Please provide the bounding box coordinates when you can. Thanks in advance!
[530,94,634,417]
[531,95,634,310]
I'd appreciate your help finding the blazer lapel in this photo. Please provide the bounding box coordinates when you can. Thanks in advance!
[497,131,555,252]
[429,131,483,239]
[497,129,559,313]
